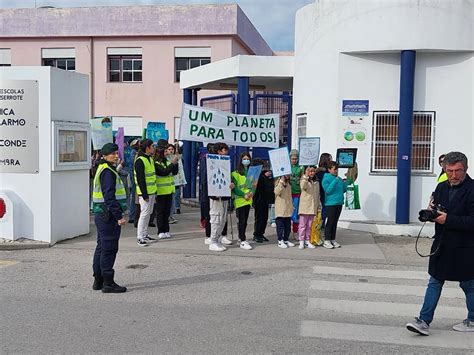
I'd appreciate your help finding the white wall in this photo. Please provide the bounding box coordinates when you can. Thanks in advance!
[50,68,90,244]
[0,67,90,243]
[293,0,474,223]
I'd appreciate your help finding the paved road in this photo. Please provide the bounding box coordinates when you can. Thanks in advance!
[1,207,471,354]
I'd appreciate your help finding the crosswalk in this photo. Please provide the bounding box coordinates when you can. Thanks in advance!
[0,260,18,268]
[301,265,474,350]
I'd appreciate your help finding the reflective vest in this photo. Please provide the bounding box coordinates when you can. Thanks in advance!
[92,163,127,214]
[156,160,176,195]
[231,171,252,209]
[437,172,448,183]
[134,156,157,195]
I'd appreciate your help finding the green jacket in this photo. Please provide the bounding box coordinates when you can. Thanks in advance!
[290,165,303,195]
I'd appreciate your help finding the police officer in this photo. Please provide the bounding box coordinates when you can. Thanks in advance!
[91,143,127,293]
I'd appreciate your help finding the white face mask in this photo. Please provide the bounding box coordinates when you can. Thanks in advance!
[242,159,251,166]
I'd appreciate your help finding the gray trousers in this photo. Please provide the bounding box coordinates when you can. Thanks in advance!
[210,199,228,244]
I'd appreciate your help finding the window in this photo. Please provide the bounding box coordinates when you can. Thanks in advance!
[42,58,76,71]
[108,56,142,82]
[371,111,435,173]
[0,49,11,66]
[296,113,307,138]
[175,57,210,82]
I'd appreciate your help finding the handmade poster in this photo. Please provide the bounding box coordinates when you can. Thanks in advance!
[206,154,231,197]
[336,148,358,168]
[115,127,124,159]
[299,137,320,166]
[90,117,113,150]
[170,156,187,186]
[268,147,291,178]
[341,100,369,145]
[146,122,169,142]
[246,165,263,193]
[180,103,279,148]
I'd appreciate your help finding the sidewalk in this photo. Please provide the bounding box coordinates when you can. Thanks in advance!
[53,205,430,267]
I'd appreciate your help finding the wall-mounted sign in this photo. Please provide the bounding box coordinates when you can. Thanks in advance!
[341,99,369,145]
[0,80,39,173]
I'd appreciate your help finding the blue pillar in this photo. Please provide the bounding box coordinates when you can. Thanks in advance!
[189,89,199,198]
[235,77,250,168]
[182,89,193,198]
[283,91,292,149]
[396,50,416,224]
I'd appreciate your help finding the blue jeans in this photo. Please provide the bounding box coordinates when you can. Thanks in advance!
[419,276,474,324]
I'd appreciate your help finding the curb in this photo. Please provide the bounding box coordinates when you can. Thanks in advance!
[0,239,51,251]
[181,198,200,208]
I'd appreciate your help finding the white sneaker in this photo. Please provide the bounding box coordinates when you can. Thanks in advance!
[332,241,341,248]
[305,241,316,249]
[165,232,171,239]
[278,241,288,249]
[285,241,295,247]
[299,241,305,250]
[316,239,324,246]
[271,222,277,228]
[204,237,212,245]
[240,241,252,250]
[323,240,334,249]
[209,243,226,252]
[158,233,166,239]
[220,236,232,245]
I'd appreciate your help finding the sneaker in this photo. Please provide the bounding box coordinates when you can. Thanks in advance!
[452,319,474,332]
[331,241,341,248]
[204,237,212,245]
[158,233,166,239]
[169,217,177,224]
[323,240,334,249]
[165,232,171,239]
[406,317,430,336]
[137,239,148,247]
[305,241,316,249]
[220,236,232,245]
[285,241,295,247]
[278,240,288,249]
[209,243,226,252]
[240,241,252,250]
[253,236,264,243]
[271,222,276,228]
[316,239,324,246]
[299,241,305,250]
[262,236,270,242]
[144,235,157,242]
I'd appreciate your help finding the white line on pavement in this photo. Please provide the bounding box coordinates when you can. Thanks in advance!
[313,266,428,280]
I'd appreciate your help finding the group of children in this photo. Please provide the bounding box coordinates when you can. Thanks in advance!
[203,145,350,252]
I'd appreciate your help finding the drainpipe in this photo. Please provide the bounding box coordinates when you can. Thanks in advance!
[396,50,416,224]
[89,37,94,118]
[182,89,193,198]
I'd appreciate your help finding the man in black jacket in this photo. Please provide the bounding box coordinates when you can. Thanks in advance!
[407,151,474,335]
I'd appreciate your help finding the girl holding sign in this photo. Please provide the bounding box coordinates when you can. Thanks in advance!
[274,175,295,248]
[231,152,253,250]
[290,150,304,238]
[298,166,320,249]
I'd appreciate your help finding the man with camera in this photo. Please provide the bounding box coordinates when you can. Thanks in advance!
[406,151,474,335]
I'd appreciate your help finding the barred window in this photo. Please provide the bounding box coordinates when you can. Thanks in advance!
[371,111,435,173]
[297,113,307,138]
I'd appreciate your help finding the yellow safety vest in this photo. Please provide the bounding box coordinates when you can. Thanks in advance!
[437,172,448,183]
[134,156,157,195]
[92,163,127,214]
[231,171,252,209]
[156,160,176,195]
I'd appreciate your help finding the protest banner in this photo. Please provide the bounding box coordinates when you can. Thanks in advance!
[90,117,113,150]
[269,147,291,178]
[298,137,320,166]
[172,157,187,186]
[146,122,169,142]
[179,103,279,148]
[115,127,124,160]
[246,165,263,193]
[207,154,231,197]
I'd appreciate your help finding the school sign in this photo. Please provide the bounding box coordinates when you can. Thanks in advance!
[179,104,279,148]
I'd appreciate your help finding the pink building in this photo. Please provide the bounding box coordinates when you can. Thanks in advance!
[0,4,273,139]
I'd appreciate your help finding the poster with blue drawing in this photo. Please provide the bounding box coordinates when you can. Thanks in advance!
[207,154,231,197]
[246,165,263,193]
[269,147,291,178]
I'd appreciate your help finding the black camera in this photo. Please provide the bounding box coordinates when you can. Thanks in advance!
[418,204,446,222]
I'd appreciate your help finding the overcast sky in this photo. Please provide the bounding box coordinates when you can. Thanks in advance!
[0,0,313,51]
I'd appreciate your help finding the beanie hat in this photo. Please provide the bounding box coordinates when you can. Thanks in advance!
[290,149,299,157]
[101,143,118,156]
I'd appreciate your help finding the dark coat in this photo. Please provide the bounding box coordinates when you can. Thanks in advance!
[253,171,275,206]
[428,175,474,281]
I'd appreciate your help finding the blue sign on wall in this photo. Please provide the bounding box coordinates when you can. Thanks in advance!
[342,100,369,116]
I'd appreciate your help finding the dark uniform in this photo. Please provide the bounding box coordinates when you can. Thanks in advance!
[92,143,127,293]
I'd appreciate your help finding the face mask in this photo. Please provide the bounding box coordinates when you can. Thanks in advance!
[242,159,250,166]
